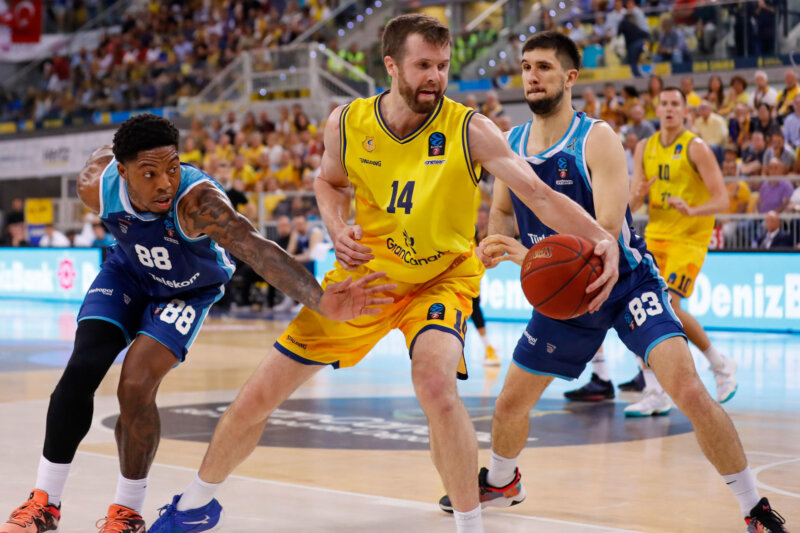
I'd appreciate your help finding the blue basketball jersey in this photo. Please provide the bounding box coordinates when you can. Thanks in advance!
[98,160,235,299]
[506,111,648,279]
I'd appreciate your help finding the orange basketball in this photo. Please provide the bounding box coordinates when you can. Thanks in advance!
[520,234,603,320]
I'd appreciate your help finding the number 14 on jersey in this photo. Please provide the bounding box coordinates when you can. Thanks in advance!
[387,180,415,214]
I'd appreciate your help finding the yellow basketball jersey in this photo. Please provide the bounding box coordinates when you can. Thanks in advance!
[340,93,481,283]
[642,130,714,245]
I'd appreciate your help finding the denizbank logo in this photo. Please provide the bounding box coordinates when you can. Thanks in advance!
[688,273,800,322]
[682,253,800,331]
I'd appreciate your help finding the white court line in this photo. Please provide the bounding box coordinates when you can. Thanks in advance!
[751,457,800,499]
[77,451,645,532]
[748,451,800,458]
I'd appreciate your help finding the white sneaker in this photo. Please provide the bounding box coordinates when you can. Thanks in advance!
[710,356,738,404]
[624,389,672,417]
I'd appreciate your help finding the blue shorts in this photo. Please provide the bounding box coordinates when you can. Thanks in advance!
[513,258,686,380]
[77,253,224,361]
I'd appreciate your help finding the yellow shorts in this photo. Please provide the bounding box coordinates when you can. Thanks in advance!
[275,252,484,379]
[645,238,707,298]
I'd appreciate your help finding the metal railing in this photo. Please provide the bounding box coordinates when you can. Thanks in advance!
[184,43,375,124]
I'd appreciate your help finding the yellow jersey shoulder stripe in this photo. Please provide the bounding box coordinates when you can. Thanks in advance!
[462,110,479,186]
[339,103,351,176]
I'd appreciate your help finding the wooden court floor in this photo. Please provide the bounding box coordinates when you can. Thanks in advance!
[1,301,798,532]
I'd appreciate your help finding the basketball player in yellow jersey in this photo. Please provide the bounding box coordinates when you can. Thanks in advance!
[629,86,737,411]
[152,14,620,533]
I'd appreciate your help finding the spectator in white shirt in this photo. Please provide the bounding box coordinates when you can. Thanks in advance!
[605,0,626,37]
[39,224,71,247]
[694,100,729,147]
[749,70,779,109]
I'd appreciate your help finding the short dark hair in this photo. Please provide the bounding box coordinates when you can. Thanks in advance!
[112,114,180,164]
[660,86,687,104]
[382,14,450,62]
[521,31,581,70]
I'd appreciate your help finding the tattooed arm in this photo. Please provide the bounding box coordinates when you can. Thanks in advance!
[180,182,325,312]
[178,182,395,319]
[77,144,114,213]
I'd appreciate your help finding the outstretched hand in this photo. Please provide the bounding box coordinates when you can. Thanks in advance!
[477,235,528,268]
[585,239,619,313]
[319,271,396,321]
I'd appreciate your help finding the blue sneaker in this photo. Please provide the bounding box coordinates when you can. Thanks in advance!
[148,495,224,532]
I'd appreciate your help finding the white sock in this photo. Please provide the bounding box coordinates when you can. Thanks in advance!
[591,350,610,381]
[487,450,518,488]
[114,474,148,513]
[642,369,664,393]
[177,473,222,511]
[453,505,483,533]
[703,344,726,367]
[722,466,760,516]
[35,456,71,506]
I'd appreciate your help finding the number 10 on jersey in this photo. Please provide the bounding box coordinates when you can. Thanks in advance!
[387,180,415,214]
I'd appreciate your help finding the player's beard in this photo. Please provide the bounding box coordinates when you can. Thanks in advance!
[526,84,565,116]
[397,69,442,114]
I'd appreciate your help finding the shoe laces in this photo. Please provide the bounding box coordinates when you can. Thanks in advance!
[7,498,48,526]
[95,508,141,532]
[753,506,786,528]
[157,501,177,518]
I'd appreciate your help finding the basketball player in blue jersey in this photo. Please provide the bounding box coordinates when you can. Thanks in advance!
[150,15,621,533]
[438,33,788,532]
[0,114,395,533]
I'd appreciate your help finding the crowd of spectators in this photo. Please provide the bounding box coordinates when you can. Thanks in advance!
[579,69,800,249]
[0,0,348,124]
[183,103,325,223]
[483,0,780,79]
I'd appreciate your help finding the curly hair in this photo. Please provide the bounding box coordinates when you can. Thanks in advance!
[112,113,180,164]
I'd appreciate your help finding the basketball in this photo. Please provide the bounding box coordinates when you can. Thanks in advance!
[520,234,603,320]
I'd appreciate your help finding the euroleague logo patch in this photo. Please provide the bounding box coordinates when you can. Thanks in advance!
[557,157,568,178]
[428,132,445,157]
[102,398,694,451]
[427,302,445,320]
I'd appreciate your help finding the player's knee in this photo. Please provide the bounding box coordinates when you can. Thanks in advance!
[493,392,528,421]
[669,378,711,412]
[413,372,457,414]
[52,365,93,402]
[117,375,159,410]
[228,386,273,423]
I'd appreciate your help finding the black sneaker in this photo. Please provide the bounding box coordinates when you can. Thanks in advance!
[438,467,526,513]
[618,370,645,392]
[745,497,787,532]
[564,373,614,401]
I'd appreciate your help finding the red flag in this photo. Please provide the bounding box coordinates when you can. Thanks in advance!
[0,1,42,43]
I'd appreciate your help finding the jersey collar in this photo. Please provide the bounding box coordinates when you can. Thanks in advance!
[374,91,444,144]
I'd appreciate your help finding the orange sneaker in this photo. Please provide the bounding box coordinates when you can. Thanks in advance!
[0,489,60,533]
[95,504,146,533]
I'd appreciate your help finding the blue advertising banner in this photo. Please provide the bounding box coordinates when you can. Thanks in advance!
[0,248,102,302]
[316,251,799,333]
